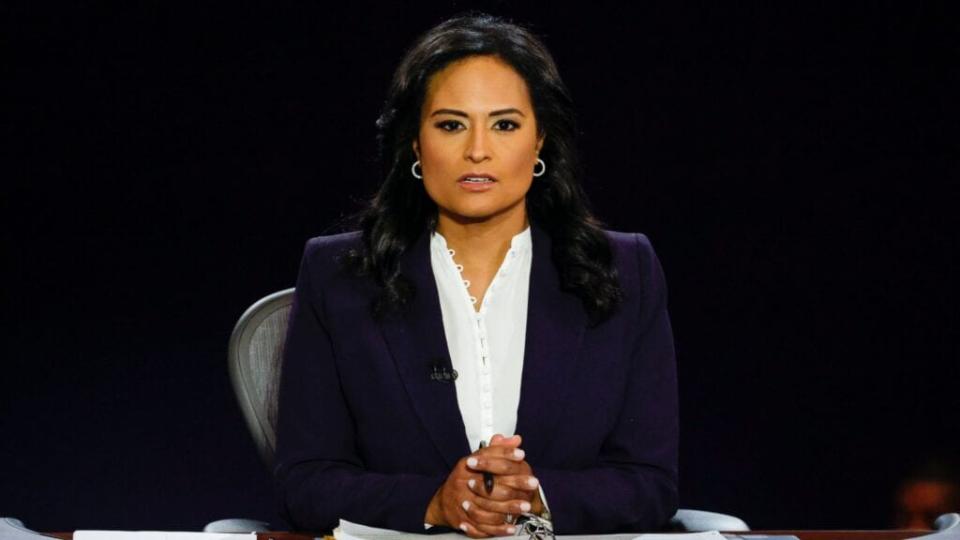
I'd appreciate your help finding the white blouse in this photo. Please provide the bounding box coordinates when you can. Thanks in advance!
[428,225,551,523]
[429,225,533,450]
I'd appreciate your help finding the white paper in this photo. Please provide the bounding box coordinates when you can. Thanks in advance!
[75,532,258,540]
[335,520,468,540]
[334,519,726,540]
[637,533,726,540]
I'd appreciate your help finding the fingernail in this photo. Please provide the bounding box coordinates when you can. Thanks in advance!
[468,478,476,489]
[527,477,539,488]
[461,500,471,511]
[513,448,525,459]
[467,457,478,468]
[507,526,517,534]
[459,523,469,532]
[520,501,531,512]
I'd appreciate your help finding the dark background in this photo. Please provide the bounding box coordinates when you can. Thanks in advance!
[4,1,957,533]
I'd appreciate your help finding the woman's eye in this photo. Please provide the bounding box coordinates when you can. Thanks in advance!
[434,119,519,132]
[436,120,463,132]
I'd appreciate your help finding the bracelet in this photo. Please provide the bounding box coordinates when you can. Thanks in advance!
[514,513,554,540]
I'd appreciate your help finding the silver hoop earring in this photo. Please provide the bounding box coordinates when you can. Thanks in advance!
[533,158,546,177]
[411,160,423,179]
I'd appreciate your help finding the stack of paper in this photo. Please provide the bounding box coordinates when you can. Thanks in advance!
[333,519,729,540]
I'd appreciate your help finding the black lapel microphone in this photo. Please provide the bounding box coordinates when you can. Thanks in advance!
[429,360,458,383]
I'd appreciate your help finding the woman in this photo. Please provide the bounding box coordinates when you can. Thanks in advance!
[273,12,678,537]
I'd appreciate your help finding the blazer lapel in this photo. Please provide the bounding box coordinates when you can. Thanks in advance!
[515,221,588,462]
[377,227,472,469]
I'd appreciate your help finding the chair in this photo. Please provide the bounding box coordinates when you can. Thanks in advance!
[668,510,748,532]
[928,513,960,537]
[225,289,750,532]
[227,288,296,469]
[0,518,60,540]
[203,289,296,533]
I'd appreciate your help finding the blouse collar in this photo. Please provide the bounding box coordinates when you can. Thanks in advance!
[430,224,532,254]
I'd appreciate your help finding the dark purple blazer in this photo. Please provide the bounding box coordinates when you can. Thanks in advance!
[273,219,679,534]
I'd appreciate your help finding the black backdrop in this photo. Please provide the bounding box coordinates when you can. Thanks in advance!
[4,1,957,533]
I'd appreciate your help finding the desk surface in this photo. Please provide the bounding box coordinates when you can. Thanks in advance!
[49,530,934,540]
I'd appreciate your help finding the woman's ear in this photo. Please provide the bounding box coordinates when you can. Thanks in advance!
[536,134,546,154]
[412,140,420,160]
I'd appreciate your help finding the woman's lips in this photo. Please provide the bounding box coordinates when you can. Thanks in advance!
[457,174,497,192]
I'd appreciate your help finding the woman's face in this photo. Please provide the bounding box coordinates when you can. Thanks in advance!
[413,55,544,226]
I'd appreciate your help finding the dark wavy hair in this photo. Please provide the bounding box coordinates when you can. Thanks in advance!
[340,11,623,327]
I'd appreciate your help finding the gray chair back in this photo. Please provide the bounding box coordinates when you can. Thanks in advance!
[228,288,751,532]
[935,513,960,532]
[669,509,748,532]
[228,288,295,468]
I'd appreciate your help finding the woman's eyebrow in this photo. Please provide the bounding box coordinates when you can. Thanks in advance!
[429,108,526,118]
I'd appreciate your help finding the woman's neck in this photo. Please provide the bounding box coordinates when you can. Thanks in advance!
[435,207,529,270]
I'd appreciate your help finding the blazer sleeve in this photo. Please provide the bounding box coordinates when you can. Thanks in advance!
[532,233,679,534]
[272,239,446,533]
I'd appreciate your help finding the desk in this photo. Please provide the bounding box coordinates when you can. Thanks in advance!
[49,531,934,540]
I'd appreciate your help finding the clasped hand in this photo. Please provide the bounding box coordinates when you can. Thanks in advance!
[426,434,544,538]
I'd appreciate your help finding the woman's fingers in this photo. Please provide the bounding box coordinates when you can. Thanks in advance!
[471,494,533,515]
[467,477,530,500]
[433,450,536,537]
[466,452,527,474]
[461,499,513,526]
[491,473,540,492]
[456,500,517,538]
[473,521,518,538]
[442,441,533,537]
[460,501,518,537]
[457,520,490,539]
[488,433,522,447]
[460,519,515,539]
[474,444,526,461]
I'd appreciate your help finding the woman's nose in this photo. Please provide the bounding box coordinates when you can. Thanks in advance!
[465,127,490,162]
